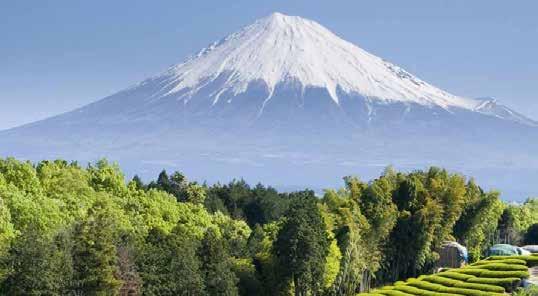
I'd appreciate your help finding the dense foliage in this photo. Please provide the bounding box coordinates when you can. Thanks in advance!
[0,158,536,295]
[496,198,538,245]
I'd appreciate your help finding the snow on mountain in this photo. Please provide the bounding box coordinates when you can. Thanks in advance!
[1,12,538,200]
[157,12,479,111]
[474,97,538,126]
[31,12,533,129]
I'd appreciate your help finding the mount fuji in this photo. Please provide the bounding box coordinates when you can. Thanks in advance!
[2,12,537,199]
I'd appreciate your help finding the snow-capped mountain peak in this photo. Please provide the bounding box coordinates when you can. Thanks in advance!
[2,12,538,201]
[161,12,480,110]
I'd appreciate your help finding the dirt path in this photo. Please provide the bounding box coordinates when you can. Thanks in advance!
[529,266,538,285]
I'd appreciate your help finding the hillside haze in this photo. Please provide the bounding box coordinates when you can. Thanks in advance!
[2,12,537,200]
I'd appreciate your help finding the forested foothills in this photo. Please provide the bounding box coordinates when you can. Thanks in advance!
[0,158,537,296]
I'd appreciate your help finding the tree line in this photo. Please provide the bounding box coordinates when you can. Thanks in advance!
[0,158,536,295]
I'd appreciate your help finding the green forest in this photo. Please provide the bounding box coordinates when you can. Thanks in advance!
[0,157,537,296]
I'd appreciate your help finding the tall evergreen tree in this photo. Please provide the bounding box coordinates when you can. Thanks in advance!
[71,200,122,295]
[153,170,171,192]
[497,207,522,244]
[275,191,330,296]
[129,175,144,190]
[137,227,204,295]
[0,227,73,295]
[199,228,239,296]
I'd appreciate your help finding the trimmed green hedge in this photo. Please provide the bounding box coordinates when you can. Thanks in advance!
[479,270,529,278]
[487,255,538,267]
[392,285,463,296]
[471,258,526,266]
[466,277,521,292]
[358,256,532,296]
[466,262,528,271]
[375,289,415,296]
[436,271,476,281]
[421,275,504,293]
[452,282,504,293]
[452,268,488,276]
[422,275,461,286]
[406,280,504,296]
[454,268,530,278]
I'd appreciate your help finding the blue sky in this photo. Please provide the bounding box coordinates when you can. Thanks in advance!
[1,0,537,130]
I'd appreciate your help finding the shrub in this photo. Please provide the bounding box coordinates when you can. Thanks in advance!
[478,270,529,278]
[393,284,461,296]
[466,263,528,271]
[454,268,529,278]
[406,280,504,296]
[466,277,521,293]
[364,256,532,296]
[375,289,414,296]
[422,275,461,286]
[452,268,487,276]
[471,258,526,266]
[422,275,505,292]
[436,271,476,281]
[405,277,418,283]
[452,282,504,293]
[487,255,538,267]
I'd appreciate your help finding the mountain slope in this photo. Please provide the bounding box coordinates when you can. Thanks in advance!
[162,12,477,110]
[1,12,537,199]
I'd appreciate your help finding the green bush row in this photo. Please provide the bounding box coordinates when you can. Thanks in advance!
[421,275,504,293]
[452,282,504,293]
[436,271,476,281]
[406,280,504,296]
[466,262,528,271]
[487,255,538,267]
[477,269,529,279]
[466,277,521,292]
[421,275,461,286]
[471,258,526,266]
[454,268,530,278]
[392,284,464,296]
[450,269,486,276]
[375,289,415,296]
[359,256,531,296]
[433,265,522,292]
